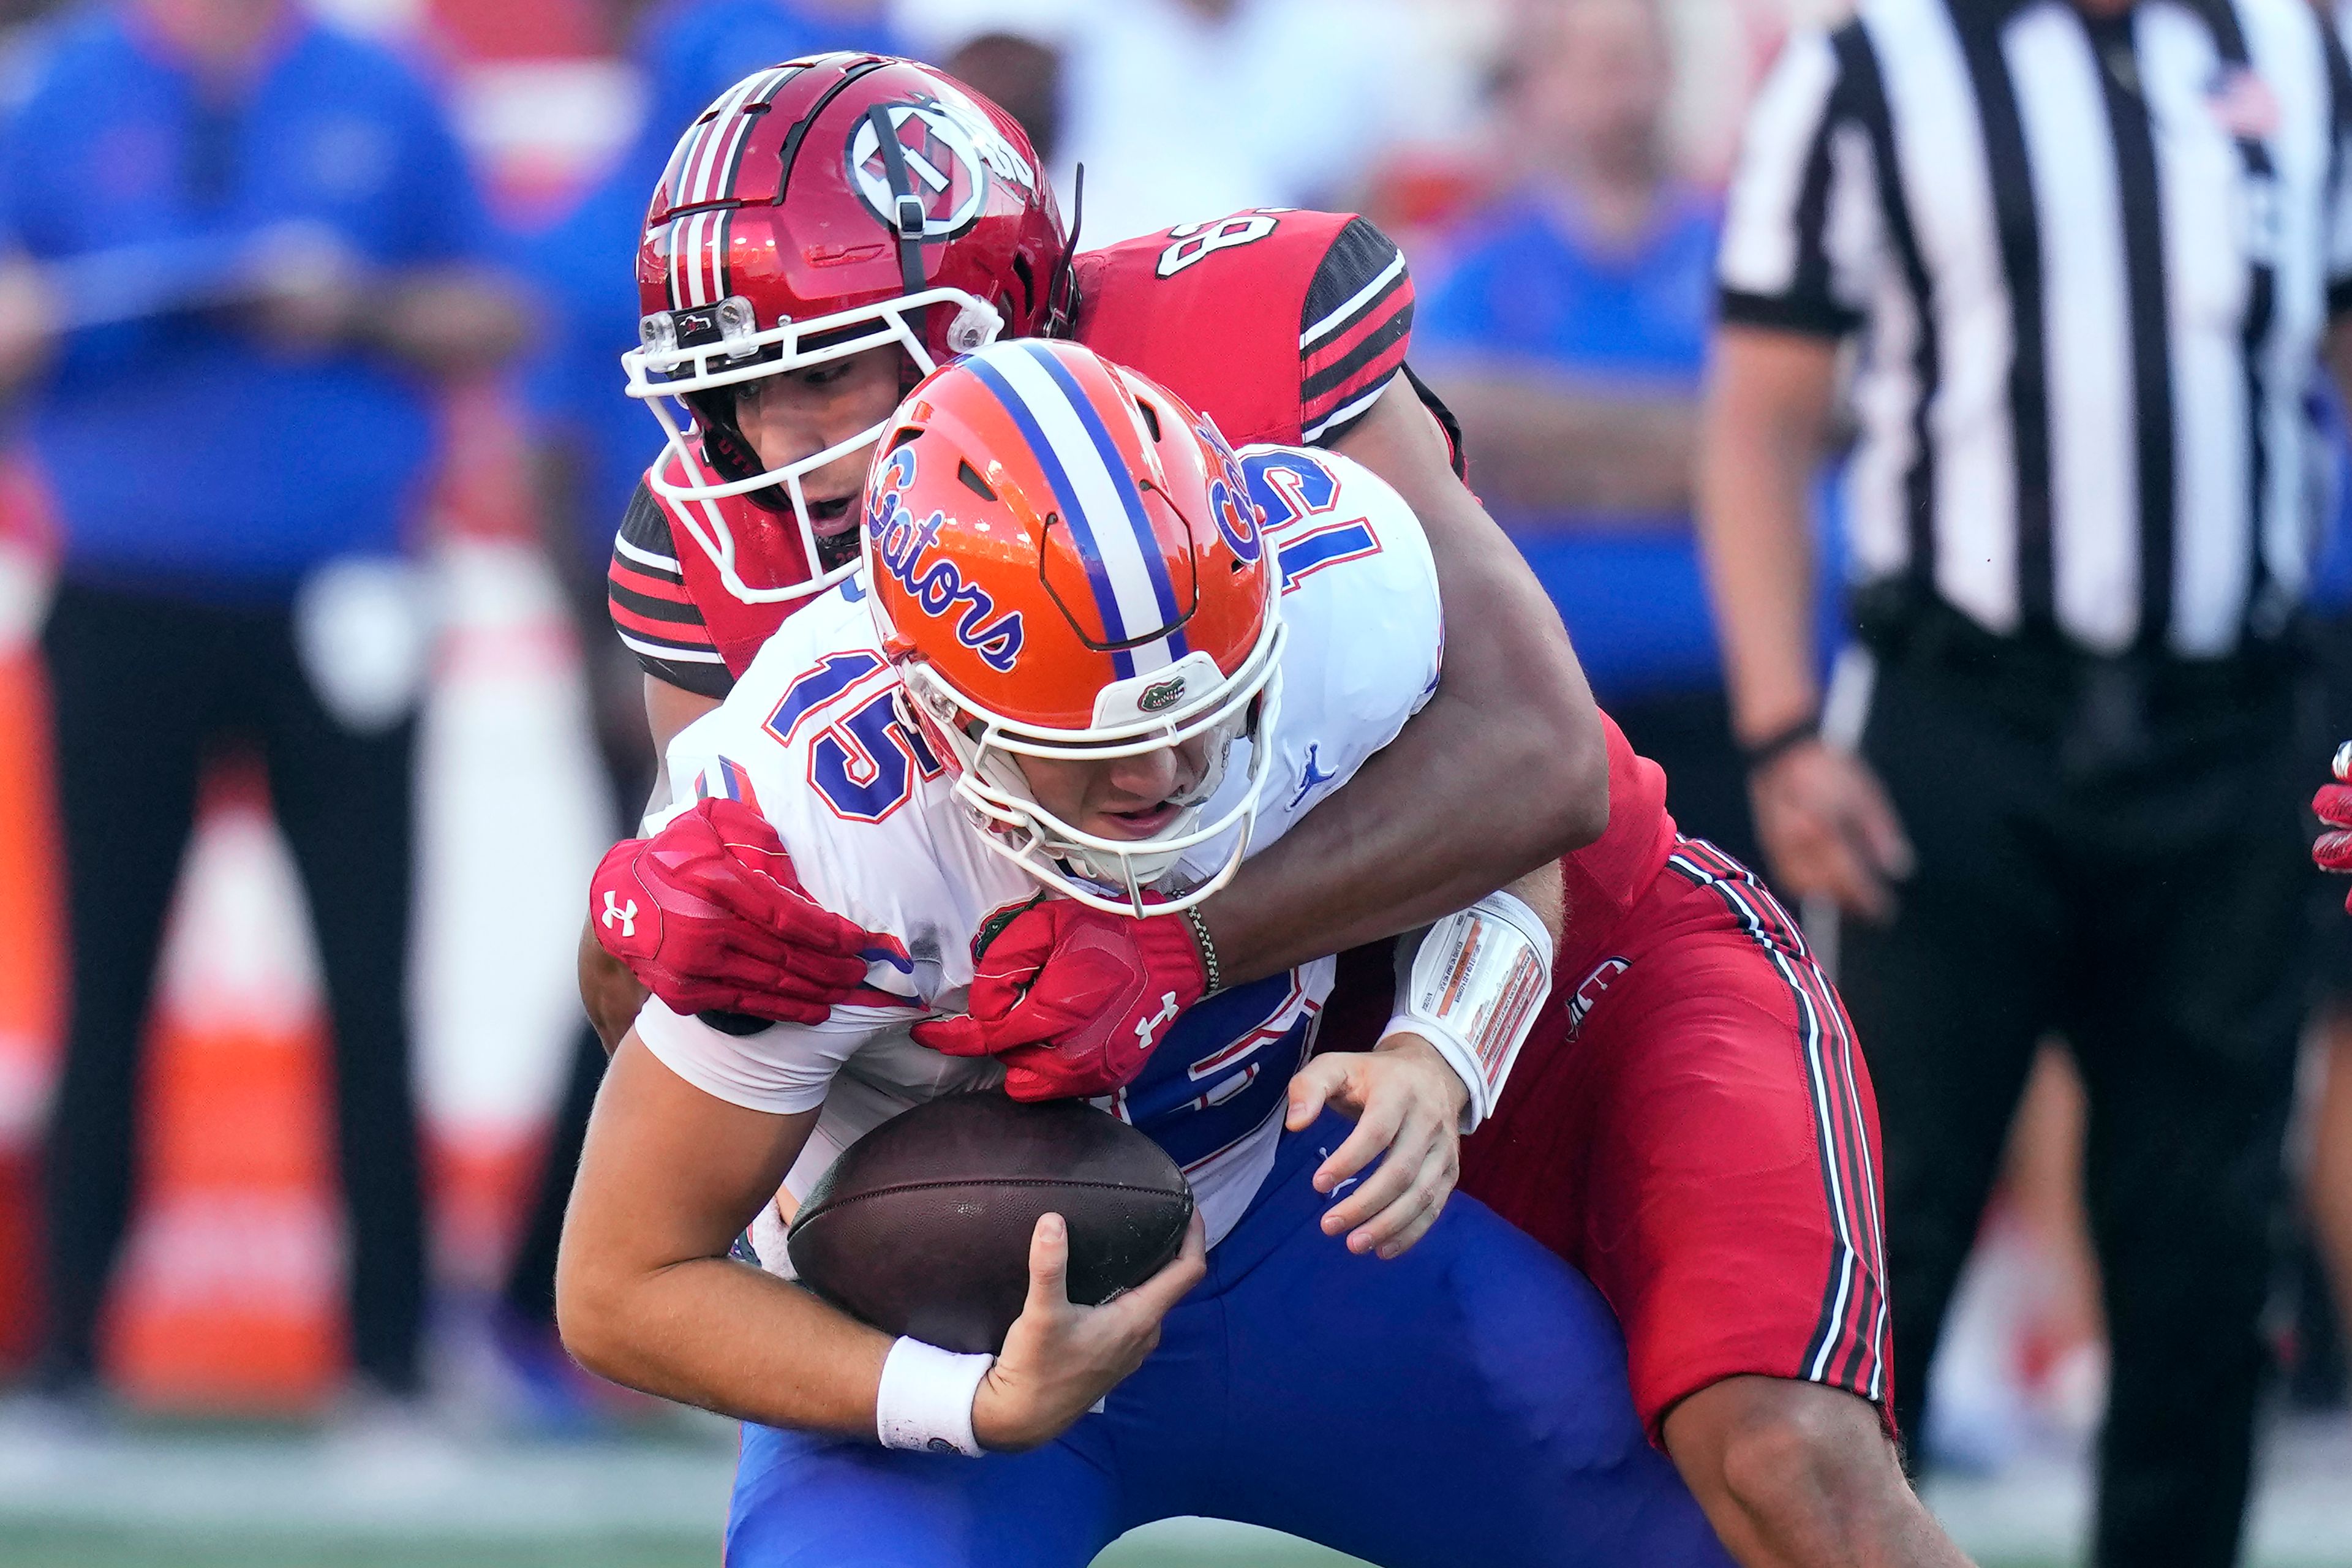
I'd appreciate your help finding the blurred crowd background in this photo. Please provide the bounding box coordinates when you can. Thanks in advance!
[0,0,2346,1561]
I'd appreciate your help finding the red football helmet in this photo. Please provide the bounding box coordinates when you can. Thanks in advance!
[864,340,1284,916]
[622,54,1072,605]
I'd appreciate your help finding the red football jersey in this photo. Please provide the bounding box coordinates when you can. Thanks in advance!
[1559,712,1678,982]
[606,209,1417,696]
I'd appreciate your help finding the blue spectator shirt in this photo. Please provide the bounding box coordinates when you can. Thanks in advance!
[1418,187,1744,700]
[0,10,492,600]
[522,0,907,565]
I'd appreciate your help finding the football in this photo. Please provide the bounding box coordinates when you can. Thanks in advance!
[784,1093,1196,1354]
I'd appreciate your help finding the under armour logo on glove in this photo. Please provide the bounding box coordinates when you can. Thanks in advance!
[587,797,876,1027]
[602,892,638,938]
[1134,992,1181,1052]
[913,899,1210,1101]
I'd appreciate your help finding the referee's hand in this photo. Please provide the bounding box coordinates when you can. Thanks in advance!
[1749,740,1914,922]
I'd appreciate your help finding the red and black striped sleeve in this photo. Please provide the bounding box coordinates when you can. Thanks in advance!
[1297,216,1416,447]
[607,481,734,700]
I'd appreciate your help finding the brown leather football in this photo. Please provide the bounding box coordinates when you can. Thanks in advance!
[784,1093,1195,1354]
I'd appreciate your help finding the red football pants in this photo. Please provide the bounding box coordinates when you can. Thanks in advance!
[1459,837,1893,1444]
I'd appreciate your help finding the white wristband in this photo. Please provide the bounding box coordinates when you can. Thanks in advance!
[875,1336,995,1457]
[1382,890,1553,1133]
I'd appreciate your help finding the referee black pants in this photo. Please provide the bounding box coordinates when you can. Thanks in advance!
[38,581,424,1393]
[1842,646,2306,1568]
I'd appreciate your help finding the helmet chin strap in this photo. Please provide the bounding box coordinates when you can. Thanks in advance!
[865,102,932,298]
[1045,164,1085,340]
[813,523,862,571]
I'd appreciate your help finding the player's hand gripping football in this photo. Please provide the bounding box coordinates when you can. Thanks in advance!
[2313,742,2352,910]
[587,797,874,1025]
[970,1208,1208,1452]
[912,896,1209,1101]
[1284,1032,1468,1260]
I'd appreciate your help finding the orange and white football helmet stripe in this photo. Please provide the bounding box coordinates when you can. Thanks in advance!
[861,339,1284,915]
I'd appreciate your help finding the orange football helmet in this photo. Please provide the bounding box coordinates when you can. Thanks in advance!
[862,340,1284,914]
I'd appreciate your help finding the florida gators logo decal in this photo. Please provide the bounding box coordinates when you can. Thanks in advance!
[1137,677,1187,712]
[1199,418,1264,565]
[867,447,1026,671]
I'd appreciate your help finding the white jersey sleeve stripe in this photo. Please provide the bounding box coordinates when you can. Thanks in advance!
[1300,249,1407,349]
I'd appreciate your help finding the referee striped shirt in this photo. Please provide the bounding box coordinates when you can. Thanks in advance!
[1721,0,2352,657]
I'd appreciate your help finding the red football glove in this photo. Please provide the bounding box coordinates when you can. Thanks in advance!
[2315,743,2352,912]
[912,895,1210,1101]
[589,797,873,1025]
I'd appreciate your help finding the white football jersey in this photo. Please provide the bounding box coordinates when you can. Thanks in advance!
[634,445,1442,1254]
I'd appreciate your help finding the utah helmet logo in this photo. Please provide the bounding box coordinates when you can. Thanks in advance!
[848,99,1031,240]
[1137,677,1187,712]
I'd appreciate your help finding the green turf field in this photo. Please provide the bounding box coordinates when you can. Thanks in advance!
[2,1412,2344,1567]
[0,1521,2086,1568]
[0,1520,1373,1568]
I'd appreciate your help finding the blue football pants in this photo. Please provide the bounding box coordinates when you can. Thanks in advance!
[727,1112,1732,1567]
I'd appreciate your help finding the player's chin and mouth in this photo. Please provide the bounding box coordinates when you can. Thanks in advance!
[807,492,862,566]
[807,492,860,535]
[1096,801,1182,840]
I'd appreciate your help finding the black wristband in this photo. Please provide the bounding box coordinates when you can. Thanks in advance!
[1740,715,1822,773]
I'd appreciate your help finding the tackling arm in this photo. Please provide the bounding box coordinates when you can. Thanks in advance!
[1191,375,1610,987]
[1280,856,1566,1259]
